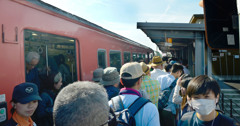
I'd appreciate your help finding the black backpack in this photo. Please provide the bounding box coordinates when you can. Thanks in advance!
[107,96,150,126]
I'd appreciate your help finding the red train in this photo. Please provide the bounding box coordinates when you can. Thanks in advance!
[0,0,153,119]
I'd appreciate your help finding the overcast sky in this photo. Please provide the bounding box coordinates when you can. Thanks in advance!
[42,0,203,50]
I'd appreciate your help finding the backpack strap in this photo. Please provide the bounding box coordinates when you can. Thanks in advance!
[128,97,150,116]
[111,95,125,112]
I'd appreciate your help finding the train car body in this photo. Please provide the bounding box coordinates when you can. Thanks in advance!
[0,0,153,118]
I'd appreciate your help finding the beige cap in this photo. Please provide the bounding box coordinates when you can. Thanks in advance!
[120,62,144,79]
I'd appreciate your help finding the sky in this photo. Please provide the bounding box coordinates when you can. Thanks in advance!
[42,0,203,51]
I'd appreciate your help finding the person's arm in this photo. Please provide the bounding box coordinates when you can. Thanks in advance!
[172,85,182,104]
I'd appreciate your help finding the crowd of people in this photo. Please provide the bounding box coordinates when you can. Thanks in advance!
[4,52,236,126]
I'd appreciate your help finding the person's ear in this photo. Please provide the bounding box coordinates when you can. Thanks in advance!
[11,102,16,109]
[216,94,220,103]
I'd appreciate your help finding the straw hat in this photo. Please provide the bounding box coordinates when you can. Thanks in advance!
[151,56,163,67]
[140,62,150,75]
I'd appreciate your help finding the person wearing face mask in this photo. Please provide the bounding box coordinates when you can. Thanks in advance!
[4,83,42,126]
[178,75,235,126]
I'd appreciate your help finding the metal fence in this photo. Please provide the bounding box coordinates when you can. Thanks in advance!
[219,93,240,125]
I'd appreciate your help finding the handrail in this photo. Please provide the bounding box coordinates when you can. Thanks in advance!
[219,92,240,124]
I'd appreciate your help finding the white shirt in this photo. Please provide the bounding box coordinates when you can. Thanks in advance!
[172,85,183,104]
[109,94,160,126]
[150,69,168,81]
[157,74,175,91]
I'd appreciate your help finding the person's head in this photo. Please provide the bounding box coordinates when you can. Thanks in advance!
[26,51,40,71]
[170,63,184,78]
[11,83,42,117]
[140,62,150,76]
[42,72,63,91]
[92,68,104,82]
[53,81,109,126]
[99,67,120,87]
[151,56,164,70]
[164,64,172,73]
[187,75,220,116]
[179,74,192,96]
[120,62,144,89]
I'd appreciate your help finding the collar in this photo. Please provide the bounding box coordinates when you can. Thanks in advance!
[12,111,34,126]
[119,88,142,97]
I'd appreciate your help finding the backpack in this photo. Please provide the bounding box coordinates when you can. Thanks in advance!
[158,79,177,111]
[108,96,150,126]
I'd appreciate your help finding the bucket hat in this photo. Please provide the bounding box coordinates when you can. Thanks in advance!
[100,67,120,86]
[92,68,104,82]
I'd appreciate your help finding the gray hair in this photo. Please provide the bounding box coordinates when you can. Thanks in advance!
[26,51,40,63]
[53,81,109,126]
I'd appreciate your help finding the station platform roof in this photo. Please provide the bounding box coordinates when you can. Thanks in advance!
[137,22,205,53]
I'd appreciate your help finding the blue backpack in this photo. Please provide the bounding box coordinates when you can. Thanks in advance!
[158,79,177,111]
[108,96,150,126]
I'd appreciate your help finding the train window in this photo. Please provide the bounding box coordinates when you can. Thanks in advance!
[110,50,121,71]
[143,54,146,60]
[24,29,77,88]
[98,49,106,69]
[124,52,131,63]
[132,53,137,62]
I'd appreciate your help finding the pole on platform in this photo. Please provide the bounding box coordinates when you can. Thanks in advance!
[230,99,233,118]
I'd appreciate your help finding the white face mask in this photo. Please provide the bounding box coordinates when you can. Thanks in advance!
[190,99,216,115]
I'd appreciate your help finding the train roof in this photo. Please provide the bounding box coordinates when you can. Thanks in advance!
[26,0,153,51]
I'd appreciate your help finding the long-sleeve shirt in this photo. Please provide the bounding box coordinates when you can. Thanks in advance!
[172,85,182,104]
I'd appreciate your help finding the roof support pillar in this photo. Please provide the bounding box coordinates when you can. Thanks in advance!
[207,46,212,77]
[195,32,205,76]
[188,44,194,76]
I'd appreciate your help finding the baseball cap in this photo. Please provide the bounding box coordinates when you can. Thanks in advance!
[120,62,144,79]
[12,82,42,104]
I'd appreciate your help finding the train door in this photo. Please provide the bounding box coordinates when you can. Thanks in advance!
[24,29,77,88]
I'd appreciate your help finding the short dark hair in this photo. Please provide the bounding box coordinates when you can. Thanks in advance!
[121,73,141,88]
[187,75,220,98]
[164,64,172,72]
[171,63,184,73]
[41,72,61,90]
[180,74,192,88]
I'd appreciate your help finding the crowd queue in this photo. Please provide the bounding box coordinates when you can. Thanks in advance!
[4,51,236,126]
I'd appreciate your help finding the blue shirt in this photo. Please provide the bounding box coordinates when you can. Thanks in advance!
[26,67,40,89]
[109,94,160,126]
[104,86,120,100]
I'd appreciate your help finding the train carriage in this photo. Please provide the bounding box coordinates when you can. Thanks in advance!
[0,0,153,119]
